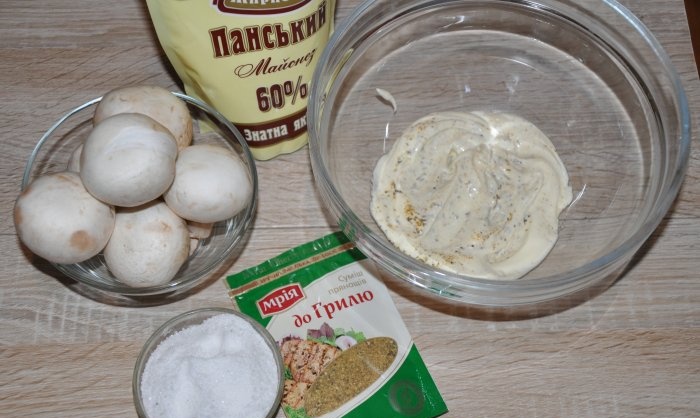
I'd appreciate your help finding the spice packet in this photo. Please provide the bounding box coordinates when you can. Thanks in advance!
[225,232,448,418]
[145,0,335,160]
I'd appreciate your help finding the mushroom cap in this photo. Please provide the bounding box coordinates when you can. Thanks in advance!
[80,113,178,207]
[164,144,253,224]
[104,200,189,287]
[186,221,213,239]
[14,172,115,264]
[94,85,193,150]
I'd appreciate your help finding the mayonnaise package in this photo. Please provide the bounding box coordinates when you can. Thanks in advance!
[145,0,335,160]
[225,232,448,418]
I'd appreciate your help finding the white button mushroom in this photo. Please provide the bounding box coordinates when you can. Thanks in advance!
[186,221,214,239]
[94,85,193,150]
[164,144,253,224]
[14,172,115,264]
[104,200,190,287]
[80,113,178,207]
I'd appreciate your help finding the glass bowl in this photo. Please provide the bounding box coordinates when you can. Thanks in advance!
[21,92,258,304]
[308,0,691,306]
[133,308,284,418]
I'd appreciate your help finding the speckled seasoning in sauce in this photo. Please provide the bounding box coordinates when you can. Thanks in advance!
[371,111,573,280]
[225,232,447,418]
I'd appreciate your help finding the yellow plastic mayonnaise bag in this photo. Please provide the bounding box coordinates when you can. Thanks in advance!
[145,0,335,160]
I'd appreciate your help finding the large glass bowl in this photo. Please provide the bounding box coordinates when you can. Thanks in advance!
[308,0,690,306]
[21,92,258,305]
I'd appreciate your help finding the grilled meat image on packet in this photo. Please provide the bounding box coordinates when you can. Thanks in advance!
[225,232,448,418]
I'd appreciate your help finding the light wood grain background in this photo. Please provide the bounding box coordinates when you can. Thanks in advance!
[1,0,699,417]
[685,0,700,70]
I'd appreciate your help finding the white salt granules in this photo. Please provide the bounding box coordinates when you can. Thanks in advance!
[140,314,279,418]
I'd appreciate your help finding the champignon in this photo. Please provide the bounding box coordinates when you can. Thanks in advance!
[187,221,213,239]
[164,144,252,224]
[94,85,193,150]
[14,172,115,264]
[104,200,189,287]
[80,113,178,207]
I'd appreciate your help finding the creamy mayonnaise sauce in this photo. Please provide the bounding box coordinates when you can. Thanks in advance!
[370,111,573,280]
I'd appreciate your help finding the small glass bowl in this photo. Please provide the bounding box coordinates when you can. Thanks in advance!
[133,308,284,418]
[308,0,691,306]
[21,93,258,304]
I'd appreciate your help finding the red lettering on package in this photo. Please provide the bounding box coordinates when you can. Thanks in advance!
[257,284,305,317]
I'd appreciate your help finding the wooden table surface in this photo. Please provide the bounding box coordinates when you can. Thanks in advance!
[1,0,699,417]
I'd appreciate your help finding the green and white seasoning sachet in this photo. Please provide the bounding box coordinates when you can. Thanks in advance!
[225,232,448,418]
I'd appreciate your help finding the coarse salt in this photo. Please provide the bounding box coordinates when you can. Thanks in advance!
[140,314,279,418]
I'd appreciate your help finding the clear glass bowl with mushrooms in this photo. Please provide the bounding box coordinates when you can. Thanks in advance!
[15,87,258,305]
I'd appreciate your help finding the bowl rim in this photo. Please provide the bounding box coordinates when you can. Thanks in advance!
[307,0,691,306]
[21,92,259,297]
[132,307,285,418]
